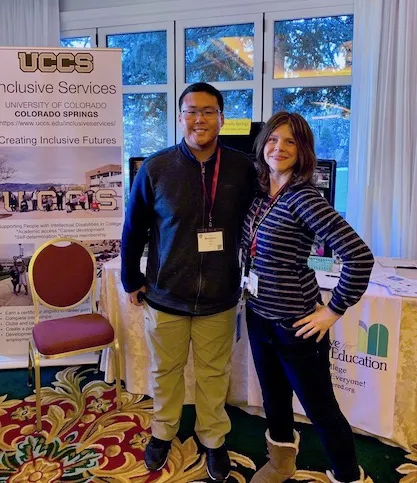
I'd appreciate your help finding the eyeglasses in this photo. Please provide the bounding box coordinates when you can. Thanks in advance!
[181,108,221,119]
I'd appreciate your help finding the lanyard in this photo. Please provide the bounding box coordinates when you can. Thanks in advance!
[201,147,221,228]
[249,182,289,259]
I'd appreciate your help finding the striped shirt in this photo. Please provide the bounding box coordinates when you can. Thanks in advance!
[242,183,374,320]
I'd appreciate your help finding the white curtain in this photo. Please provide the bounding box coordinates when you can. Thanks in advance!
[0,0,60,47]
[347,0,417,258]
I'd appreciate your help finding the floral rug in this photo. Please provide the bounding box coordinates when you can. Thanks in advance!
[0,367,256,483]
[0,366,415,482]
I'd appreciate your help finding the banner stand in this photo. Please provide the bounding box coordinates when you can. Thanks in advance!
[0,47,124,366]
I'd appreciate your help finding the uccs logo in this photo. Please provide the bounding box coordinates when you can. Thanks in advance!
[18,52,93,73]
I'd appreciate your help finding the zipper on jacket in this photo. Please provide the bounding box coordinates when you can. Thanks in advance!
[195,162,206,312]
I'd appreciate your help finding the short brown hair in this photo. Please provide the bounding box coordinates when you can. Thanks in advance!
[254,111,316,193]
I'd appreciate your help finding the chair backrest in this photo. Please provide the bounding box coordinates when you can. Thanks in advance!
[29,238,96,314]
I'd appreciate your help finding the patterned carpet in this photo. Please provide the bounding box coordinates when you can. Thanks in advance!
[0,365,415,482]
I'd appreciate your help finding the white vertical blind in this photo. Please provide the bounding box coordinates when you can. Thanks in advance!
[0,0,60,47]
[347,0,417,257]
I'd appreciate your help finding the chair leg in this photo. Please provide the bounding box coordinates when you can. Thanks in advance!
[113,340,122,411]
[27,341,33,388]
[33,352,42,432]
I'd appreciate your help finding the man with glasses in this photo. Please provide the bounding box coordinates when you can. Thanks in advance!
[122,82,256,481]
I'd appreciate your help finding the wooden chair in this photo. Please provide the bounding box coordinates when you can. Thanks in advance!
[27,237,122,431]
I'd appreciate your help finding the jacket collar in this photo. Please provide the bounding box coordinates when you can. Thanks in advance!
[179,138,221,164]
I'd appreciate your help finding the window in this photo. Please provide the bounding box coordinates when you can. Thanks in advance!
[98,23,175,199]
[122,91,168,158]
[221,89,253,119]
[264,12,354,216]
[107,31,168,86]
[176,15,263,130]
[272,16,352,79]
[184,23,255,83]
[60,29,97,48]
[61,10,354,210]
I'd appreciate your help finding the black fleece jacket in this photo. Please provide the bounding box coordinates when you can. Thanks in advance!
[121,138,257,316]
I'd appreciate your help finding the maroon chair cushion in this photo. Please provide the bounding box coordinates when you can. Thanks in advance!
[32,313,114,356]
[32,242,94,307]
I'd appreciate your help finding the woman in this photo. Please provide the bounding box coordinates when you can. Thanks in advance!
[242,112,374,483]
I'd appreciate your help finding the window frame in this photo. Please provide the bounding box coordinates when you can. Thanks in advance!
[175,14,264,142]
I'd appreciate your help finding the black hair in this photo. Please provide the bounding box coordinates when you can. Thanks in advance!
[178,82,224,112]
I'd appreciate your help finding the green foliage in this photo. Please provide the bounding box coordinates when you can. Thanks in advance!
[107,31,167,85]
[185,23,254,83]
[221,89,253,119]
[274,15,353,74]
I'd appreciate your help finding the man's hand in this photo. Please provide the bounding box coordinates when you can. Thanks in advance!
[292,305,340,342]
[128,286,146,306]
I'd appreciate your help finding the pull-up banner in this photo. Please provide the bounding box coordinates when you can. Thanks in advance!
[0,47,124,360]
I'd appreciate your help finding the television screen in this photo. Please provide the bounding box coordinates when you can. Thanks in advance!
[314,159,336,207]
[311,159,337,257]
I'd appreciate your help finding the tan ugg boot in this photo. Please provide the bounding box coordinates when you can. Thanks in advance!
[326,466,365,483]
[250,430,299,483]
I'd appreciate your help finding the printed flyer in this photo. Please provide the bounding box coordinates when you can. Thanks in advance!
[0,47,124,358]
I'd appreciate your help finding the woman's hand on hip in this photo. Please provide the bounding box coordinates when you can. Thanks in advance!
[292,306,340,342]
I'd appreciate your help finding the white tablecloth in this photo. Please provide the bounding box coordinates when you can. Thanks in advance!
[100,257,417,451]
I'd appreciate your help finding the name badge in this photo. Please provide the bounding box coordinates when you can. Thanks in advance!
[241,269,259,297]
[247,269,259,297]
[197,229,224,252]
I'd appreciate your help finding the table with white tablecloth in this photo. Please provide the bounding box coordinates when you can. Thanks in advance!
[99,256,417,451]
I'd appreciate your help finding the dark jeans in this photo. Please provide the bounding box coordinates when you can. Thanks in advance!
[246,307,360,482]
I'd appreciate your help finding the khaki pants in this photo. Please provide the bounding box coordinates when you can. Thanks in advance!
[144,303,237,448]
